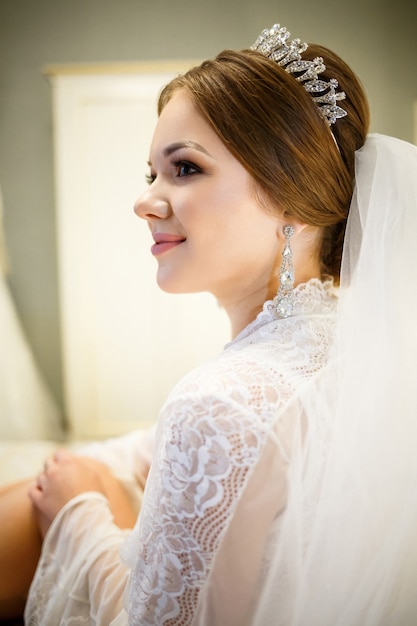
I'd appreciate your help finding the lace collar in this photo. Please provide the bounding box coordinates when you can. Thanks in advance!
[226,278,338,348]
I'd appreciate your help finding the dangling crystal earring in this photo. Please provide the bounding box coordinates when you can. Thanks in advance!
[275,224,295,318]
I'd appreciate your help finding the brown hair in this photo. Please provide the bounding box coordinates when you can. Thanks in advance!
[158,46,370,281]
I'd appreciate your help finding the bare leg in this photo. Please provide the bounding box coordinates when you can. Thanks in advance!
[0,461,144,619]
[0,479,41,619]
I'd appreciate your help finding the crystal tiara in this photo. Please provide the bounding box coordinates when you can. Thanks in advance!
[250,23,347,126]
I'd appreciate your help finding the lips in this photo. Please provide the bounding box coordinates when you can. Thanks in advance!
[151,232,186,256]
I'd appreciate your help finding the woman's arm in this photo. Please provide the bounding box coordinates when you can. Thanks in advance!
[28,449,138,536]
[25,492,131,625]
[126,391,290,626]
[0,428,155,620]
[77,426,155,489]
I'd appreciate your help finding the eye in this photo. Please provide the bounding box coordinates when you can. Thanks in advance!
[173,160,201,178]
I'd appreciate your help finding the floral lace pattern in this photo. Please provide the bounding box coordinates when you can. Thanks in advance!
[24,280,337,626]
[126,280,338,625]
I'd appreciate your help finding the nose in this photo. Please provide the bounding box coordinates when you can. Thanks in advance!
[134,186,171,220]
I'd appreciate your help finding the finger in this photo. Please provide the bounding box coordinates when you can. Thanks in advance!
[43,457,54,473]
[53,448,72,463]
[34,471,47,491]
[28,481,43,504]
[28,484,49,520]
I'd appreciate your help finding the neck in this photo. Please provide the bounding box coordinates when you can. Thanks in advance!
[226,302,265,339]
[220,230,323,339]
[225,272,322,340]
[221,285,275,339]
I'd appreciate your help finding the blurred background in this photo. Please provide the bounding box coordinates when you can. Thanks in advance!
[0,0,416,431]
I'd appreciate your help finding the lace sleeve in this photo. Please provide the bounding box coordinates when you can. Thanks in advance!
[76,427,156,511]
[124,293,336,625]
[77,427,155,481]
[25,493,131,625]
[126,386,290,626]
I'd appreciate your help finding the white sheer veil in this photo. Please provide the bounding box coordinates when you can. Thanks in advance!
[253,134,417,625]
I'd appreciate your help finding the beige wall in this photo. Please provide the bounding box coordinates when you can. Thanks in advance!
[0,0,416,416]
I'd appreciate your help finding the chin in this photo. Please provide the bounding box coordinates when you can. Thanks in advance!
[156,274,203,296]
[156,275,191,295]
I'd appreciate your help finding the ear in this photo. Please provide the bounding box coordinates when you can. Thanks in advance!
[276,217,309,241]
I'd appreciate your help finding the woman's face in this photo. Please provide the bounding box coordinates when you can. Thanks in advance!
[134,90,282,308]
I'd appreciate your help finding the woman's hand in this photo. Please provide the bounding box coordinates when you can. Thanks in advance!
[28,450,107,537]
[28,450,138,537]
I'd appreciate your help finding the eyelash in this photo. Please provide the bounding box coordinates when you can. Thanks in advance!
[145,160,201,185]
[173,160,201,178]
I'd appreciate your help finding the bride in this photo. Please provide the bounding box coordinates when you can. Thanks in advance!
[1,21,417,625]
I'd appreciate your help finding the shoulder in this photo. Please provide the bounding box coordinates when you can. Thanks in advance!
[156,279,337,439]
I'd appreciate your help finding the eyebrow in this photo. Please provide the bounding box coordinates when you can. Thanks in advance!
[147,141,213,167]
[163,141,212,158]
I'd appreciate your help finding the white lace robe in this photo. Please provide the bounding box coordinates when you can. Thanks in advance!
[25,280,337,626]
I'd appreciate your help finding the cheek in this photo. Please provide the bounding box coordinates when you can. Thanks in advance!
[176,188,224,233]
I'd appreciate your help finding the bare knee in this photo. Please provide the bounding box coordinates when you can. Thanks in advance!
[0,479,42,619]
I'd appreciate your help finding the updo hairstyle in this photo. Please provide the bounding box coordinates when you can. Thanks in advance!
[158,46,370,282]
